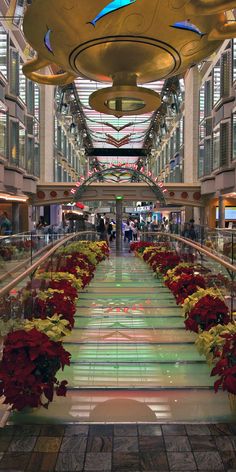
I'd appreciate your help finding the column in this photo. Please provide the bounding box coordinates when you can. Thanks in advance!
[39,84,54,183]
[184,67,200,183]
[116,199,123,252]
[12,203,20,234]
[218,194,225,228]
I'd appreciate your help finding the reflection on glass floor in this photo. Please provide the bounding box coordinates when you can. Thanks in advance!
[12,253,236,424]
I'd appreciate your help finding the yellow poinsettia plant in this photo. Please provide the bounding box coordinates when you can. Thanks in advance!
[164,263,193,282]
[58,242,98,265]
[36,271,82,290]
[195,323,236,365]
[24,314,71,342]
[182,288,224,317]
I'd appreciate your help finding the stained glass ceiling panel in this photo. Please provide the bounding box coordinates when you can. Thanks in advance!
[75,78,164,155]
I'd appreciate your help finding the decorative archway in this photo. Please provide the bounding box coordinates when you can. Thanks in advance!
[73,166,166,205]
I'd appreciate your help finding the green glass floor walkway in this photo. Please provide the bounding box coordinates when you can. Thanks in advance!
[12,251,236,423]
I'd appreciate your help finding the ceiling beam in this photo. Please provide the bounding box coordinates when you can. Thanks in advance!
[87,148,148,157]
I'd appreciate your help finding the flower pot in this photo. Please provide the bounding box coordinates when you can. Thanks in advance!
[228,393,236,412]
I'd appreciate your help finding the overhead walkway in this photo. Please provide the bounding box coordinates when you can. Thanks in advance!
[12,243,234,424]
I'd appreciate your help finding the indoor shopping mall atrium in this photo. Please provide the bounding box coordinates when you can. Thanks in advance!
[1,1,236,471]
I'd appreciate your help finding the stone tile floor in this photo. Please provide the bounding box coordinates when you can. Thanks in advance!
[0,423,235,471]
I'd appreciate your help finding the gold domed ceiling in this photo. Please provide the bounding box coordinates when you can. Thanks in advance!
[22,0,236,117]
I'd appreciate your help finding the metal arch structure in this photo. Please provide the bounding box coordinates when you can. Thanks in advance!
[73,166,166,205]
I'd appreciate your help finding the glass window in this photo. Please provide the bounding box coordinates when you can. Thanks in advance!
[19,62,26,103]
[213,61,221,105]
[34,142,40,177]
[26,137,34,174]
[232,112,236,160]
[204,139,212,175]
[10,121,19,165]
[199,85,204,121]
[179,117,184,146]
[220,122,229,167]
[0,103,7,158]
[233,39,236,82]
[204,80,212,117]
[213,128,220,169]
[0,26,8,79]
[198,144,204,178]
[221,52,230,98]
[34,84,40,120]
[10,49,19,95]
[27,80,34,114]
[19,126,25,168]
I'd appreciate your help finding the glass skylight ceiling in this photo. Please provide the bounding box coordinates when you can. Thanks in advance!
[75,78,164,162]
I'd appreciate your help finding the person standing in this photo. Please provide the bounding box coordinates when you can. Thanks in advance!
[1,212,12,235]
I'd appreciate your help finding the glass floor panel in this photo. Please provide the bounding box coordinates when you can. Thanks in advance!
[64,343,203,363]
[74,316,184,329]
[10,252,235,424]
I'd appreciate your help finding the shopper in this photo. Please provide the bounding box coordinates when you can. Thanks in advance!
[1,212,12,235]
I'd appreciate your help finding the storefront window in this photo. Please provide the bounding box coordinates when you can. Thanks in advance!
[19,126,25,168]
[10,121,19,165]
[0,26,8,79]
[10,49,19,95]
[213,61,221,105]
[0,103,7,158]
[213,128,220,169]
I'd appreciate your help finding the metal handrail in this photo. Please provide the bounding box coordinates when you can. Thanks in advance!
[141,231,236,274]
[0,231,97,298]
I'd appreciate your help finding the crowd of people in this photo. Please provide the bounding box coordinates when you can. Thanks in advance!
[96,214,198,246]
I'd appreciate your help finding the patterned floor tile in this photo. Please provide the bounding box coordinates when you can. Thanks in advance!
[162,425,186,436]
[215,436,235,452]
[13,425,41,437]
[89,425,113,437]
[60,435,87,454]
[55,452,85,471]
[185,425,211,436]
[208,424,231,436]
[188,435,217,451]
[84,452,112,471]
[87,436,112,452]
[114,425,138,437]
[0,438,12,452]
[64,425,89,436]
[193,451,224,470]
[138,425,162,436]
[140,451,169,470]
[167,452,197,471]
[164,435,191,452]
[112,452,140,471]
[8,437,37,453]
[0,452,31,470]
[138,435,165,452]
[34,436,62,453]
[113,436,138,453]
[39,425,65,437]
[26,452,58,471]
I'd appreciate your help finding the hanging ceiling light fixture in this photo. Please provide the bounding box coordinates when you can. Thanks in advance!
[22,0,236,117]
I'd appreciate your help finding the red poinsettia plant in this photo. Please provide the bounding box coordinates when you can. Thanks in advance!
[185,295,230,333]
[0,328,70,411]
[49,279,78,300]
[211,332,236,394]
[34,293,76,328]
[150,251,180,274]
[130,242,155,253]
[167,273,206,305]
